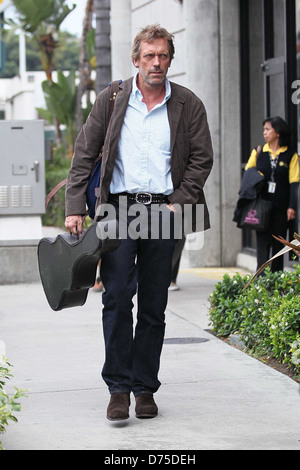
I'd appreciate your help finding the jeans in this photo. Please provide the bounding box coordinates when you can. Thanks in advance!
[100,199,177,396]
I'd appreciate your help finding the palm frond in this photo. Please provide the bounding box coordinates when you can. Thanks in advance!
[242,233,300,291]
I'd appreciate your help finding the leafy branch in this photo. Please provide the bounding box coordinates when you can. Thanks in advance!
[0,356,27,451]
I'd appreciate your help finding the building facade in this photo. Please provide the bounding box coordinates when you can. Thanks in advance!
[109,0,299,269]
[0,0,298,270]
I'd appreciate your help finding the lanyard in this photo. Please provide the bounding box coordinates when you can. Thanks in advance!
[269,153,279,182]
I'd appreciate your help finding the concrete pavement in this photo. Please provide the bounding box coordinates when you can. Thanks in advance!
[1,253,300,450]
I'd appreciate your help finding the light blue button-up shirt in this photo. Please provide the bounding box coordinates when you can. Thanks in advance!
[109,74,173,195]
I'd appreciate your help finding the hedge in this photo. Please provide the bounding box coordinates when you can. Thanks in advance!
[208,265,300,370]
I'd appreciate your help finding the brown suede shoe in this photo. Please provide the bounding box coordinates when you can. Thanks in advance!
[107,393,130,421]
[135,394,158,419]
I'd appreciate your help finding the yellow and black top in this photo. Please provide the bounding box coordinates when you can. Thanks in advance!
[245,143,299,210]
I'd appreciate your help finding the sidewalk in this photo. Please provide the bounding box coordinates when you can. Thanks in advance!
[1,259,300,450]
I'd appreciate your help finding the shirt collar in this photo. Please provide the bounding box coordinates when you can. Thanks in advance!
[263,142,288,157]
[132,73,171,103]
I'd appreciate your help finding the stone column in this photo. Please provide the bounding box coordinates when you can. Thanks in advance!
[111,0,132,80]
[184,0,221,266]
[95,0,111,92]
[219,0,242,266]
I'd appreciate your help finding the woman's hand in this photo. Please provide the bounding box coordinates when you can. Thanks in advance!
[287,208,296,221]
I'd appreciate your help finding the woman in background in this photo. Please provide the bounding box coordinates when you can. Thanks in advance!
[245,116,299,272]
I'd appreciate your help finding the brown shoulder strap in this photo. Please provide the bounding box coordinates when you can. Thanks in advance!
[45,178,68,209]
[45,81,121,209]
[256,145,262,165]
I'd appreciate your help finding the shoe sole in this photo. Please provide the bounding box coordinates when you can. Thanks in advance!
[107,415,129,421]
[135,413,157,419]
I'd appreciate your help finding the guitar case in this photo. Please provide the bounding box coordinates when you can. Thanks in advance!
[38,221,120,311]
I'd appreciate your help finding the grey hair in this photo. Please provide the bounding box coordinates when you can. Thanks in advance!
[131,24,175,62]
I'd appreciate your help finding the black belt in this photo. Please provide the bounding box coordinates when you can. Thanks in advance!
[111,192,169,205]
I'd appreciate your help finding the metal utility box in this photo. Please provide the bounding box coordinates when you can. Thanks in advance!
[0,120,45,215]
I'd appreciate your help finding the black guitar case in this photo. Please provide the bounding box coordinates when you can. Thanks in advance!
[38,221,120,311]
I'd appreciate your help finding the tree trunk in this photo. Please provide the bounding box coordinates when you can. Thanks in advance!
[76,0,94,133]
[95,0,111,93]
[39,31,63,146]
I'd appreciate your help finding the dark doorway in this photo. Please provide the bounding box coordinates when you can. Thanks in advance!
[240,0,298,253]
[261,0,297,147]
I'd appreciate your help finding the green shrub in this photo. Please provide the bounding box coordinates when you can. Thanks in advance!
[208,266,300,370]
[42,151,71,229]
[269,296,300,363]
[0,356,27,451]
[238,283,276,354]
[208,272,249,337]
[290,337,300,367]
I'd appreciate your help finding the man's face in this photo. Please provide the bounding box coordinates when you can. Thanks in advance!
[133,38,171,87]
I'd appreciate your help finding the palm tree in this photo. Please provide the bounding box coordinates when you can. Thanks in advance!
[76,0,94,132]
[9,0,76,144]
[94,0,111,93]
[243,233,300,291]
[37,70,77,158]
[10,0,76,82]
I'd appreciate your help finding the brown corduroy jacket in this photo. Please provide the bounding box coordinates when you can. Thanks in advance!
[65,77,213,232]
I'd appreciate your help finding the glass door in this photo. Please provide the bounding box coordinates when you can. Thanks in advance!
[262,0,298,255]
[261,0,286,118]
[261,0,297,145]
[240,0,298,253]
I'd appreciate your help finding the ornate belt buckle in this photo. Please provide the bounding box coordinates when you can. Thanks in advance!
[135,192,152,205]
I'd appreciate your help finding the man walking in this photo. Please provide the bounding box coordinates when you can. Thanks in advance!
[65,24,213,421]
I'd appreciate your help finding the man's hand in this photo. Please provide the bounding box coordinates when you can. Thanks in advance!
[65,215,84,237]
[167,203,177,212]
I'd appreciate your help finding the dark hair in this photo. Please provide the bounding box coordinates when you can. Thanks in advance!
[263,116,291,147]
[131,24,175,62]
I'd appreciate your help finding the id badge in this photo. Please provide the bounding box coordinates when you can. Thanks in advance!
[268,181,276,194]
